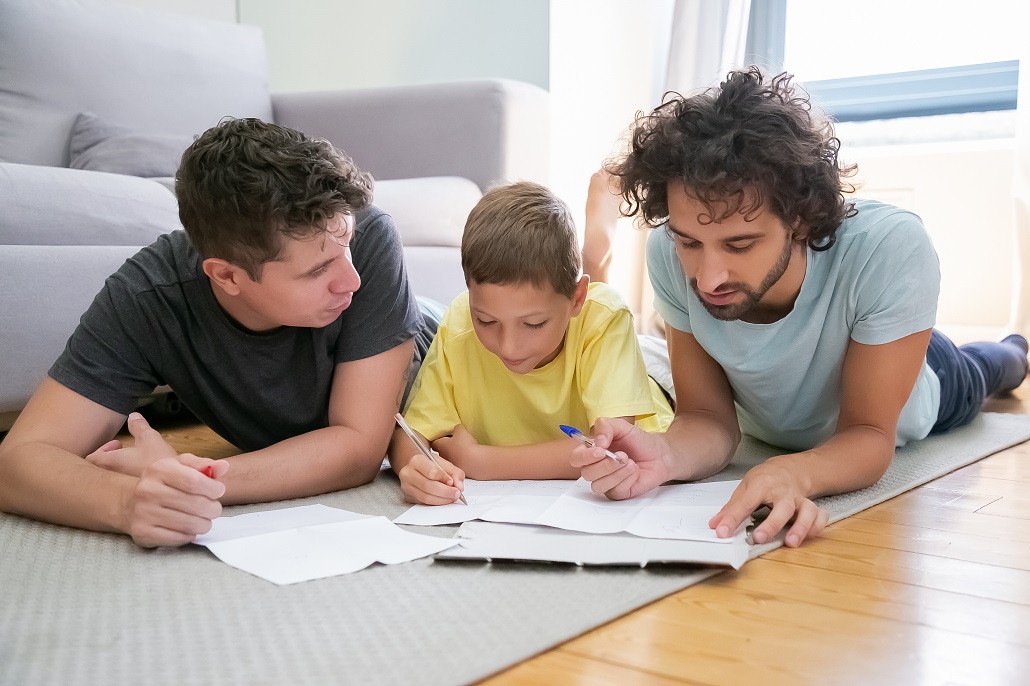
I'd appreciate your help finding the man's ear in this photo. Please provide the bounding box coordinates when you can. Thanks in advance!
[790,219,808,244]
[570,275,590,317]
[202,258,247,296]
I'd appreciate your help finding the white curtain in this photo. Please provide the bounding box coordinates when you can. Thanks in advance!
[1008,8,1030,335]
[628,0,752,333]
[664,0,751,95]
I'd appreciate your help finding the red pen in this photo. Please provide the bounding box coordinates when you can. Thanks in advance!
[199,465,216,478]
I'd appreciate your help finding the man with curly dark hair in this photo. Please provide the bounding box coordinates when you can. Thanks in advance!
[575,67,1029,548]
[0,118,436,547]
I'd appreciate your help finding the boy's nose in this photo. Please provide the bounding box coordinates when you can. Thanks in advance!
[498,329,521,359]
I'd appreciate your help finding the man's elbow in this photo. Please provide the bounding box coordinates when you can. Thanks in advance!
[323,448,384,492]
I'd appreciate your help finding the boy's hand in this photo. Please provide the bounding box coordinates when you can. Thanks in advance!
[119,413,228,547]
[432,424,480,471]
[570,417,673,500]
[397,451,466,505]
[709,456,829,547]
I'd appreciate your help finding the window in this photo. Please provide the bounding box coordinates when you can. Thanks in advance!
[748,0,1022,123]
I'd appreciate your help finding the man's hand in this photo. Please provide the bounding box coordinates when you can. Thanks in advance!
[396,451,465,505]
[709,455,829,547]
[85,437,152,477]
[570,417,673,500]
[119,413,229,547]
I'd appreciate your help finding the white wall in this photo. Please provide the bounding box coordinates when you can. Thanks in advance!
[113,0,235,22]
[549,0,673,315]
[843,140,1017,329]
[238,0,549,93]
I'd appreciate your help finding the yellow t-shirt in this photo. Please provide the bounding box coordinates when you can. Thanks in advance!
[403,282,673,446]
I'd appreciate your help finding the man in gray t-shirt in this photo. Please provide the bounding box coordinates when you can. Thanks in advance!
[0,119,427,548]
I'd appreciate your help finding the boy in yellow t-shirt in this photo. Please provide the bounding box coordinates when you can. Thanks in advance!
[388,181,673,505]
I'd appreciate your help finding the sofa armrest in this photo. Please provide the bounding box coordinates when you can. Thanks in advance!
[272,79,549,192]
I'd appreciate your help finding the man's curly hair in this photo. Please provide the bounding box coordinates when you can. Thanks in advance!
[608,66,857,250]
[176,118,373,280]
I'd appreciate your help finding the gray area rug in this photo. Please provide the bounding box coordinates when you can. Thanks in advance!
[2,412,1028,686]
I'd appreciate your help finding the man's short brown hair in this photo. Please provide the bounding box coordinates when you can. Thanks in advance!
[175,118,373,280]
[461,181,580,298]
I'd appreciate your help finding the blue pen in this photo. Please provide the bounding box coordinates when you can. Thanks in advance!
[559,424,625,463]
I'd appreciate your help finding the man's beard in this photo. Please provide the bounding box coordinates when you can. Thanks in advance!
[690,233,796,321]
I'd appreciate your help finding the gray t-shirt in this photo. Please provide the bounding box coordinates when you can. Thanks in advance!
[50,206,423,452]
[647,198,941,450]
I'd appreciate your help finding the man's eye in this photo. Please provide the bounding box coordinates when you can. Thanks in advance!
[726,242,755,253]
[679,241,702,250]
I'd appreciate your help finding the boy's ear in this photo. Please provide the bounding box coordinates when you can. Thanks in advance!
[569,275,590,317]
[202,258,247,296]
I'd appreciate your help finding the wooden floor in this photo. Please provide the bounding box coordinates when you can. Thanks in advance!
[146,386,1030,686]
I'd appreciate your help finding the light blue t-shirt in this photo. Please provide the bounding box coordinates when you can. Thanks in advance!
[647,198,942,450]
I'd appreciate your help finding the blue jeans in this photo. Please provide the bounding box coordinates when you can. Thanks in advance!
[925,330,1028,433]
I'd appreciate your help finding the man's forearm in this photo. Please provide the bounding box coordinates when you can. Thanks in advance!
[785,425,896,499]
[0,442,134,533]
[663,411,741,482]
[220,425,386,505]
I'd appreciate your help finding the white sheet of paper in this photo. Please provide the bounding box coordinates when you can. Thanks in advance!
[392,479,577,526]
[194,505,458,585]
[437,521,750,569]
[195,504,366,544]
[395,478,745,542]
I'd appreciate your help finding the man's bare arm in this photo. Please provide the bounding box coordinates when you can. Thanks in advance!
[0,379,225,546]
[711,330,932,545]
[215,339,415,504]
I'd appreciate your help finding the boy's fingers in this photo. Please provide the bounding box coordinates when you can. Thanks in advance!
[402,479,461,505]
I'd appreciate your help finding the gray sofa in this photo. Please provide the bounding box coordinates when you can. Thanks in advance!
[0,0,549,430]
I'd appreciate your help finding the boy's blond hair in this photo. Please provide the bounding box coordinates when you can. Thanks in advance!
[461,181,581,298]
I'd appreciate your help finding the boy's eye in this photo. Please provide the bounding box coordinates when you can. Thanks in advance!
[475,318,497,327]
[310,265,330,277]
[524,321,546,330]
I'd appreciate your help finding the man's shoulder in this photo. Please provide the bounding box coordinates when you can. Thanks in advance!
[111,230,198,295]
[837,199,927,245]
[352,204,393,238]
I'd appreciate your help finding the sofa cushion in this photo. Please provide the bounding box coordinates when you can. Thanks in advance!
[372,176,479,248]
[0,0,273,167]
[372,176,480,306]
[0,163,181,246]
[69,112,195,178]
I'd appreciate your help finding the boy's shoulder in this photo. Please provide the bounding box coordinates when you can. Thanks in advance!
[437,291,476,337]
[581,281,631,317]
